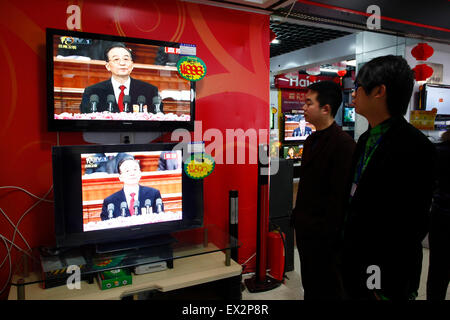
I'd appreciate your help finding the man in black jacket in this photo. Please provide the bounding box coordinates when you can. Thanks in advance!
[80,43,163,114]
[293,81,356,300]
[342,55,436,300]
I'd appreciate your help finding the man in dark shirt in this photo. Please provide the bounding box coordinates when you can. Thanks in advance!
[342,55,436,300]
[293,81,356,300]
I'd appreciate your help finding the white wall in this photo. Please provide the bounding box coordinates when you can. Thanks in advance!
[405,40,450,142]
[354,32,408,140]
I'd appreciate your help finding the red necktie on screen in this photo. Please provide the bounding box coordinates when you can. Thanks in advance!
[129,192,136,216]
[118,85,126,112]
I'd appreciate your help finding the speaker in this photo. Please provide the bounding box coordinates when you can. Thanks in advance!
[269,158,293,219]
[229,190,239,262]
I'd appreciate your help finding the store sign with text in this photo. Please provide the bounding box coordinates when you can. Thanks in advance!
[275,73,339,89]
[281,90,306,112]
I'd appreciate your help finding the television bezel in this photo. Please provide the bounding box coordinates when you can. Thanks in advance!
[52,142,203,249]
[46,28,196,132]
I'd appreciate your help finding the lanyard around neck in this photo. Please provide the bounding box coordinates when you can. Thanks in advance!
[355,135,383,184]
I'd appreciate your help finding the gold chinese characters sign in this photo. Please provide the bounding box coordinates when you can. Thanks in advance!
[410,108,437,130]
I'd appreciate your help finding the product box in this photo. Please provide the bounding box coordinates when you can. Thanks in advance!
[97,268,132,290]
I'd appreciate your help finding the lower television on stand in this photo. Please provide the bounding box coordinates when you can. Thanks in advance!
[52,142,203,256]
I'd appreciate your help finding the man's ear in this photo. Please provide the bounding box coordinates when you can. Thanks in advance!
[105,62,111,72]
[373,84,387,98]
[321,104,331,115]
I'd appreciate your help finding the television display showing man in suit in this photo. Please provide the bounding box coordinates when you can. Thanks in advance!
[293,118,313,137]
[80,43,163,114]
[100,156,164,220]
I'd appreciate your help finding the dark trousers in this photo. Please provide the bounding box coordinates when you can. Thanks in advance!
[427,210,450,300]
[296,235,344,300]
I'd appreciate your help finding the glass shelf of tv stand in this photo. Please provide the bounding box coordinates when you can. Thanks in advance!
[10,224,241,289]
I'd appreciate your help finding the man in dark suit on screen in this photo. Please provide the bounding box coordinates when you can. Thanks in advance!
[292,118,313,137]
[101,156,164,220]
[80,43,163,114]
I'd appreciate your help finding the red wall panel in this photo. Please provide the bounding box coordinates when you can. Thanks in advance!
[0,0,269,297]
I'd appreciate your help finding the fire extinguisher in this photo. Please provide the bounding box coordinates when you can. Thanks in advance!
[267,230,285,282]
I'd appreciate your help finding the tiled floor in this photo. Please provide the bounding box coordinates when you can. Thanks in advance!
[242,246,450,300]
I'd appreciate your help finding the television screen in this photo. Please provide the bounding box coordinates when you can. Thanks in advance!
[421,83,450,118]
[47,28,195,132]
[283,113,316,142]
[282,144,303,160]
[344,107,355,124]
[52,143,203,248]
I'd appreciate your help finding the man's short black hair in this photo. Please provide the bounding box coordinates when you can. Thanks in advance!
[104,43,134,62]
[117,156,140,174]
[356,55,414,117]
[307,81,343,117]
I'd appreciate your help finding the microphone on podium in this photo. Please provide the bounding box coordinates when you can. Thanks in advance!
[120,201,127,217]
[134,199,140,215]
[107,203,114,220]
[152,96,162,114]
[137,95,146,112]
[123,95,131,113]
[89,94,99,113]
[145,199,151,214]
[156,198,163,214]
[107,94,115,113]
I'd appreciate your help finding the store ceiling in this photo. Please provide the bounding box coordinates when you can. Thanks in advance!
[202,0,296,10]
[270,21,353,57]
[201,1,355,58]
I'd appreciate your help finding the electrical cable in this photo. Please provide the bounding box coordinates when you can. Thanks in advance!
[0,186,53,203]
[0,207,31,252]
[8,185,53,258]
[0,236,12,295]
[0,185,53,296]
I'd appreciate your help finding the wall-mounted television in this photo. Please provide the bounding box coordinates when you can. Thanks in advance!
[47,28,196,132]
[282,112,316,143]
[420,83,450,119]
[52,143,203,250]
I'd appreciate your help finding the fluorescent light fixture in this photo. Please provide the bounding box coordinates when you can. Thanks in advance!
[271,38,280,44]
[319,68,338,73]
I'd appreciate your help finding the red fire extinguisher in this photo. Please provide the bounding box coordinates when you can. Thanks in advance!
[267,230,285,282]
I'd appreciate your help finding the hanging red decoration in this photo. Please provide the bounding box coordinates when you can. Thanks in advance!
[412,64,434,81]
[411,43,434,61]
[337,69,347,77]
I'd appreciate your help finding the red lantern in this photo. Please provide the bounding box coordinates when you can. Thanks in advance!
[413,64,434,81]
[337,69,347,77]
[411,43,434,61]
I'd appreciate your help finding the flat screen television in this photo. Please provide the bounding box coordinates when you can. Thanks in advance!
[52,143,203,250]
[282,144,303,160]
[47,28,196,132]
[282,112,316,143]
[420,83,450,119]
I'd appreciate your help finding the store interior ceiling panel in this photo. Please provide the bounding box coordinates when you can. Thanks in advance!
[198,0,297,11]
[270,21,352,57]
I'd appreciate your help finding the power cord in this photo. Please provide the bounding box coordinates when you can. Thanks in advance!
[0,185,53,295]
